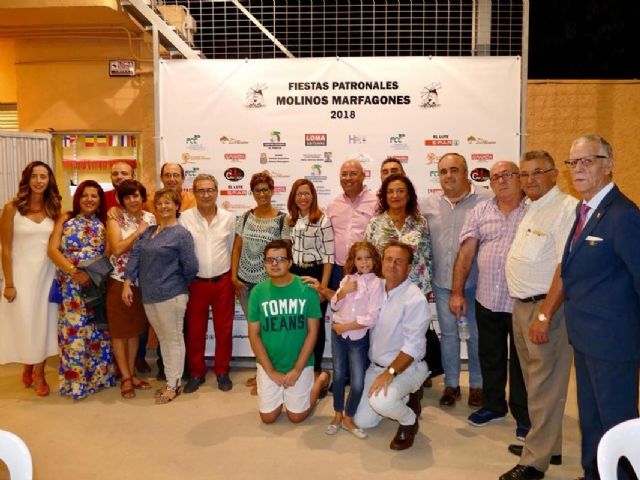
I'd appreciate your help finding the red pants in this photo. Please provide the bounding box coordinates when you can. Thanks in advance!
[185,273,235,377]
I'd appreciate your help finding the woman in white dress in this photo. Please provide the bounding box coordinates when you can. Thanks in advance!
[0,161,62,396]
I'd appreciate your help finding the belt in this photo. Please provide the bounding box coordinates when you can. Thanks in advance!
[195,271,229,283]
[518,294,547,303]
[374,362,387,369]
[296,261,322,268]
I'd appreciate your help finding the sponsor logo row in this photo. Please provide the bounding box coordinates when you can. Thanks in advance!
[186,133,498,150]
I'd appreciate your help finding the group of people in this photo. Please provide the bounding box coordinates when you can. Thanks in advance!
[0,133,638,480]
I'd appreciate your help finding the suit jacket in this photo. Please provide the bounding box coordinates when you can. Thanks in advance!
[561,185,640,362]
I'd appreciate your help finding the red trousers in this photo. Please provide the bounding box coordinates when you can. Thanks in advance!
[185,273,235,377]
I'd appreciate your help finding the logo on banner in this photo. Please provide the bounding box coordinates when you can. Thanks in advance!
[429,170,440,184]
[420,83,442,108]
[348,134,367,144]
[220,185,248,196]
[262,153,289,164]
[220,135,248,145]
[263,131,286,149]
[224,167,245,182]
[274,186,286,193]
[185,134,204,150]
[425,135,459,146]
[425,152,439,164]
[306,164,327,181]
[224,153,246,162]
[471,167,491,183]
[389,133,409,150]
[428,188,443,194]
[268,170,291,179]
[393,155,409,163]
[181,152,210,163]
[184,167,200,178]
[245,83,267,108]
[471,153,493,162]
[467,135,496,145]
[305,134,327,146]
[324,151,333,163]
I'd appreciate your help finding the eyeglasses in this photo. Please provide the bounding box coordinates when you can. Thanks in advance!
[264,256,289,265]
[519,168,555,179]
[564,155,608,169]
[253,187,271,194]
[295,191,312,198]
[489,171,519,183]
[195,188,217,195]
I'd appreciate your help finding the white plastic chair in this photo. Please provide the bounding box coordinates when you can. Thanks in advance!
[0,430,32,480]
[597,418,640,480]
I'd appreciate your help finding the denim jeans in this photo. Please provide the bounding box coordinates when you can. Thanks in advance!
[433,285,482,389]
[331,330,370,418]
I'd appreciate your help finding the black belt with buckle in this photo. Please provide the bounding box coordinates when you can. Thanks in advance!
[195,271,229,283]
[518,294,547,303]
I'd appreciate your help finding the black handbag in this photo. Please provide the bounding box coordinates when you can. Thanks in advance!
[425,324,444,379]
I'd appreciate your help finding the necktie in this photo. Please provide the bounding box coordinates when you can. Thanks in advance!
[571,203,591,247]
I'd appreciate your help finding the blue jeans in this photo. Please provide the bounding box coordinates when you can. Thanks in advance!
[331,330,370,417]
[433,285,482,389]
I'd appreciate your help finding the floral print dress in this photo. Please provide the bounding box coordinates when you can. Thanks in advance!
[56,214,115,399]
[365,212,435,302]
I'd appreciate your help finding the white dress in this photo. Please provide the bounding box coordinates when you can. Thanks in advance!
[0,213,58,364]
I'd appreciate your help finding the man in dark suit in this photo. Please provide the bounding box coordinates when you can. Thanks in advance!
[561,135,640,480]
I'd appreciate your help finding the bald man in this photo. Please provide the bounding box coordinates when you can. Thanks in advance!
[450,161,530,436]
[325,159,377,290]
[105,161,135,210]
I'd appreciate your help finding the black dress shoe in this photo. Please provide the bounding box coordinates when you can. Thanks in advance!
[183,376,205,394]
[217,374,233,392]
[508,444,562,465]
[407,388,423,417]
[389,419,419,450]
[439,386,461,407]
[499,465,545,480]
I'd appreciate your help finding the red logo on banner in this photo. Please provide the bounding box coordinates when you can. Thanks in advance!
[224,153,246,161]
[425,139,455,146]
[471,153,493,161]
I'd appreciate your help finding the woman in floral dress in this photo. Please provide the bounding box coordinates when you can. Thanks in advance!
[48,180,115,400]
[365,174,433,301]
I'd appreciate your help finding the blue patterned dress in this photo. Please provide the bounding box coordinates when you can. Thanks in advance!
[56,214,115,399]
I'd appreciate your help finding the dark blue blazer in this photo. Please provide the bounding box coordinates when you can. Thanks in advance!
[561,185,640,362]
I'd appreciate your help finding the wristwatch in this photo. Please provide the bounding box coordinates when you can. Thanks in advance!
[387,367,398,376]
[537,313,549,322]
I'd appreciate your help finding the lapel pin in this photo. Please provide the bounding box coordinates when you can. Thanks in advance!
[596,212,601,219]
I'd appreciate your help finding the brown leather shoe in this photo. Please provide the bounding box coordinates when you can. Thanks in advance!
[390,419,419,450]
[468,387,483,408]
[407,388,423,417]
[439,386,461,406]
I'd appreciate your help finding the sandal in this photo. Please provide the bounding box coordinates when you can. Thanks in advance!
[325,423,341,435]
[245,376,257,387]
[155,385,181,405]
[132,377,151,390]
[121,378,135,399]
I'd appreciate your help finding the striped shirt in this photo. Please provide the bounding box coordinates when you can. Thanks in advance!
[459,197,526,313]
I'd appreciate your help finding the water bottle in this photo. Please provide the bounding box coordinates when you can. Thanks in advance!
[457,315,470,341]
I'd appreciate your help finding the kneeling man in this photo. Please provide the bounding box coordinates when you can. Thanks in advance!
[354,240,431,450]
[248,240,330,424]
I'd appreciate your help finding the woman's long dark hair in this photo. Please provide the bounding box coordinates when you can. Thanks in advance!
[13,161,62,219]
[376,173,420,220]
[70,180,106,224]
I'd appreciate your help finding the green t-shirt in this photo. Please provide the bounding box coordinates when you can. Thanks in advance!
[248,275,322,373]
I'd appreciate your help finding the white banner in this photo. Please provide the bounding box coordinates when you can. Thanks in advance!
[159,56,521,358]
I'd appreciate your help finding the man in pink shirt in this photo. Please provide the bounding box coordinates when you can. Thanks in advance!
[325,160,377,290]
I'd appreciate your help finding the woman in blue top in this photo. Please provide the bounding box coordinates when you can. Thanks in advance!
[123,188,198,404]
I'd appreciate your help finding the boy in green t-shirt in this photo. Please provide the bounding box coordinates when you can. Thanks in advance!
[248,240,330,424]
